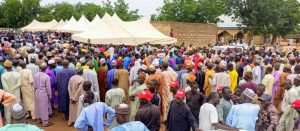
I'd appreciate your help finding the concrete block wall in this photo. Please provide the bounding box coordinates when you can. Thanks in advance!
[151,21,217,47]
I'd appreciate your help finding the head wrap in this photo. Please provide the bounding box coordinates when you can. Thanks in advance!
[244,71,253,78]
[115,104,131,115]
[48,59,55,65]
[4,60,12,68]
[10,103,26,120]
[243,88,256,100]
[187,74,196,82]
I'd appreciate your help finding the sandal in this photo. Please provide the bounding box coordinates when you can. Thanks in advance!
[42,122,54,127]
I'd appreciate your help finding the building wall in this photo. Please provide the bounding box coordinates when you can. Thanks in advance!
[151,21,217,47]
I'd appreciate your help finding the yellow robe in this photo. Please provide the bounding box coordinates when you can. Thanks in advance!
[228,69,238,93]
[204,69,214,96]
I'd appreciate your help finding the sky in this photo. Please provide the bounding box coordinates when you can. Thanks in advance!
[41,0,165,19]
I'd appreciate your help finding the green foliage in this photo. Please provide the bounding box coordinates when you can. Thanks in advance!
[152,0,226,23]
[0,0,140,28]
[226,0,300,43]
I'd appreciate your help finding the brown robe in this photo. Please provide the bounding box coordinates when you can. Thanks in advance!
[114,69,130,104]
[273,72,290,111]
[97,67,108,102]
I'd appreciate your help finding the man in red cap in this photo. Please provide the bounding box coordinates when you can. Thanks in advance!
[135,90,160,131]
[166,89,200,131]
[170,81,180,97]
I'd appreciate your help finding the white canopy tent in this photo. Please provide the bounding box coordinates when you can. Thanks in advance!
[51,19,66,30]
[72,13,135,45]
[21,19,58,32]
[54,16,77,32]
[72,13,177,45]
[83,14,101,32]
[111,13,176,44]
[66,15,90,33]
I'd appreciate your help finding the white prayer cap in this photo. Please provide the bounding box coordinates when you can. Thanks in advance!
[48,59,55,65]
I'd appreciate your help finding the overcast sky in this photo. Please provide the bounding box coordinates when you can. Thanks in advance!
[41,0,164,19]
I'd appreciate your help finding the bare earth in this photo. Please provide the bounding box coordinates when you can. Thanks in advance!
[27,110,166,131]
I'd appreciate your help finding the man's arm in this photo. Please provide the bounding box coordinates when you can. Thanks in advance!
[74,110,88,130]
[104,103,115,127]
[186,106,198,130]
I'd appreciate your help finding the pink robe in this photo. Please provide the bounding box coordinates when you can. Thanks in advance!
[68,75,84,124]
[33,72,52,123]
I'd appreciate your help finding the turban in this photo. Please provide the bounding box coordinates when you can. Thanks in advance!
[4,60,12,68]
[243,88,256,100]
[115,104,131,115]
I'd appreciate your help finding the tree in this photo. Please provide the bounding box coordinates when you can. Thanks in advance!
[75,3,103,21]
[37,5,54,22]
[52,2,76,21]
[152,0,225,23]
[2,0,23,28]
[226,0,300,44]
[21,0,40,26]
[113,0,140,21]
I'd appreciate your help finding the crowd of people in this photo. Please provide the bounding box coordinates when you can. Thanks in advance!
[0,31,299,131]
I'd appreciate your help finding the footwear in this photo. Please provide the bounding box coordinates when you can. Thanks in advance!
[42,122,54,127]
[67,122,74,127]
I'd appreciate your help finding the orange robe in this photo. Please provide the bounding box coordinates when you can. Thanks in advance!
[97,67,108,102]
[273,72,290,111]
[114,69,130,104]
[0,89,16,127]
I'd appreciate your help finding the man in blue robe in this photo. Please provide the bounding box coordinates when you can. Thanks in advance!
[55,60,76,120]
[75,91,115,131]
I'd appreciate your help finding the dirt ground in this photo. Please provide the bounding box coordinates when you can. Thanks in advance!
[27,110,166,131]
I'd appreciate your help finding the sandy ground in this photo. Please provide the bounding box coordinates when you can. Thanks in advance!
[27,110,166,131]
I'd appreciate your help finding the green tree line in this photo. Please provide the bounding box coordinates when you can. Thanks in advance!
[152,0,300,44]
[0,0,140,28]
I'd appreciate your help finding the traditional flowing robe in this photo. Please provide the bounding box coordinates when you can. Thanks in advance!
[211,72,230,91]
[228,69,238,93]
[55,68,76,119]
[272,71,282,101]
[68,75,84,124]
[262,74,275,96]
[114,69,130,103]
[83,69,99,93]
[19,69,35,118]
[204,69,214,96]
[273,72,290,110]
[129,83,147,120]
[97,67,108,102]
[26,63,39,76]
[277,86,300,131]
[160,70,178,121]
[1,71,21,124]
[33,72,52,124]
[129,61,141,83]
[107,69,117,89]
[0,89,16,127]
[77,91,100,117]
[75,102,115,131]
[45,68,57,108]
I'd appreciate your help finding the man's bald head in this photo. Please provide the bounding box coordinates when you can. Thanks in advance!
[62,60,69,67]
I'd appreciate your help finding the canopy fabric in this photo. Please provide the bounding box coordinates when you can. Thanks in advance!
[54,16,78,32]
[21,19,58,32]
[66,15,91,33]
[21,19,39,31]
[52,19,66,30]
[72,13,135,45]
[111,14,176,45]
[72,13,177,45]
[83,14,101,32]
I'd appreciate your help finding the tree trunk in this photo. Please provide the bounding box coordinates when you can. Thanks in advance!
[247,26,254,45]
[271,34,277,45]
